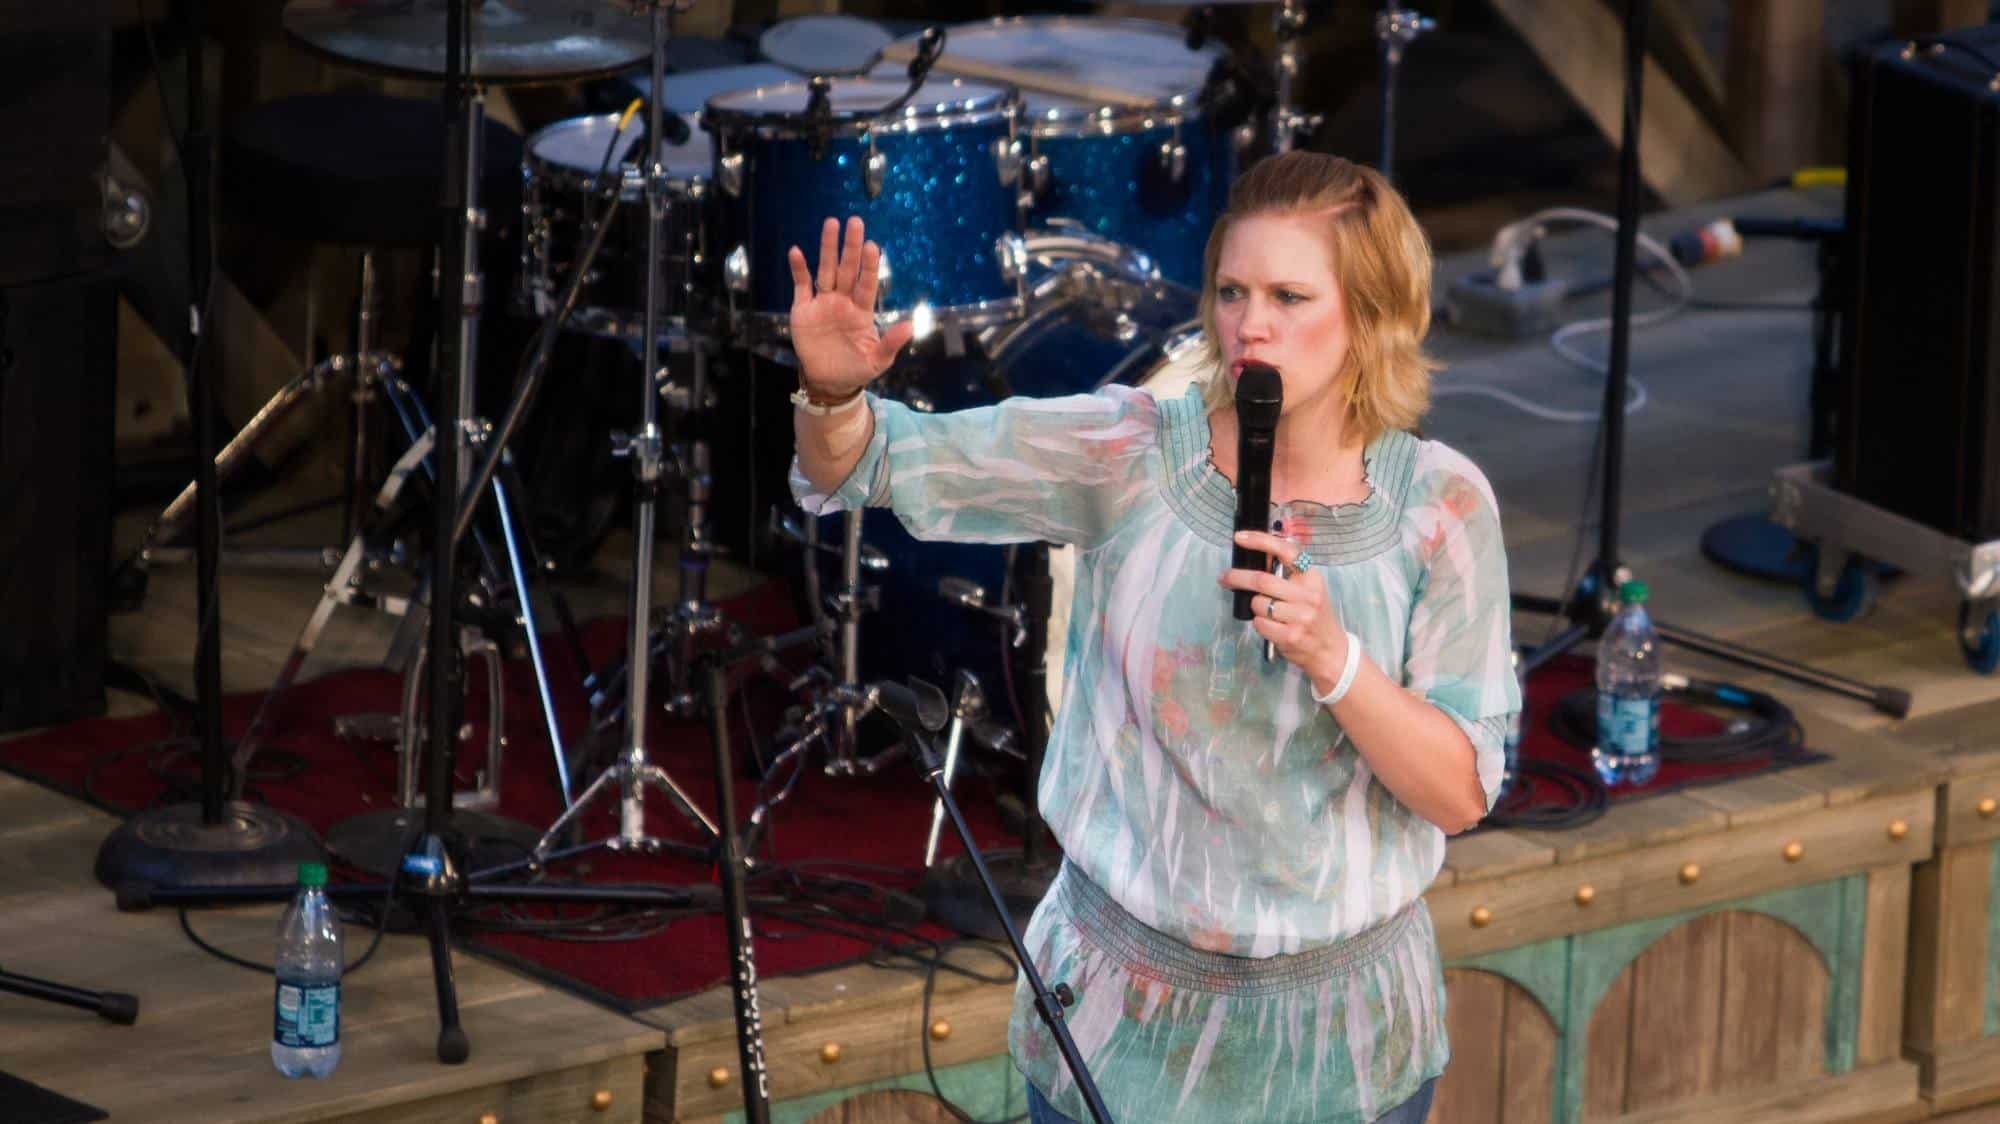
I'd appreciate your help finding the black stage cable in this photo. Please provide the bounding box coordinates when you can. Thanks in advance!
[1549,676,1805,763]
[1482,757,1608,831]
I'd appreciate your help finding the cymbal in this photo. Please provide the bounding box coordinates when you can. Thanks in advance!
[759,13,891,78]
[283,0,654,86]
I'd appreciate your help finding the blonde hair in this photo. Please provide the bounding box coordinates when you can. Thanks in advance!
[1194,152,1437,444]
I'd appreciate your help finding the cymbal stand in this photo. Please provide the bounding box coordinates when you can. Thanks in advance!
[1373,0,1434,183]
[530,3,720,866]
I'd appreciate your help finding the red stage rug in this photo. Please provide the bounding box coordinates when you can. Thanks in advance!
[1496,653,1829,823]
[0,589,1822,1011]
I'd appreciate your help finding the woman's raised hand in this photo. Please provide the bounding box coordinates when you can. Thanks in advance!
[788,216,917,400]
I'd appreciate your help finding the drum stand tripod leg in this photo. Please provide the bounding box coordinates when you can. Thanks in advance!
[130,251,403,582]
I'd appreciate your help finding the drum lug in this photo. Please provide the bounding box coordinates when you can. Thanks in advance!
[1027,153,1052,197]
[994,233,1028,284]
[725,245,751,294]
[992,137,1023,187]
[1156,140,1188,185]
[719,152,745,198]
[864,149,887,200]
[1232,123,1257,158]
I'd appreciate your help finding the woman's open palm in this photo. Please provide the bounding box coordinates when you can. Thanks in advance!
[788,216,917,398]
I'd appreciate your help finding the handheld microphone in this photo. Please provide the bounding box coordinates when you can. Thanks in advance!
[1231,362,1283,620]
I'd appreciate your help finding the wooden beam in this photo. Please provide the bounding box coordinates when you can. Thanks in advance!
[1728,0,1828,184]
[1651,0,1730,131]
[1485,0,1754,206]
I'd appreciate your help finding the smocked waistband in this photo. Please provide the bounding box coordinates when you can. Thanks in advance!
[1053,861,1426,998]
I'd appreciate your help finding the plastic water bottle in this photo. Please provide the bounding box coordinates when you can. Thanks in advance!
[1593,580,1662,788]
[272,861,342,1078]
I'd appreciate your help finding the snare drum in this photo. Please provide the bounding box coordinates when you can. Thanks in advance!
[519,113,715,340]
[885,17,1238,286]
[706,76,1026,344]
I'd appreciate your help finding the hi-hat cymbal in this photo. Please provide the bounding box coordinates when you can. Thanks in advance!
[283,0,654,86]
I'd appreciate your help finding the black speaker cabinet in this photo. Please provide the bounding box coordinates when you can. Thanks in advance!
[1842,27,2000,544]
[0,275,116,732]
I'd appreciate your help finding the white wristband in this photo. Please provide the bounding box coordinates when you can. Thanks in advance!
[1312,630,1365,707]
[790,387,867,416]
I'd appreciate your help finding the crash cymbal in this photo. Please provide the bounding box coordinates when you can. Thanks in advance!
[283,0,653,85]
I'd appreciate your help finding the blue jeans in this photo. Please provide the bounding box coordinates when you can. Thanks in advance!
[1025,1077,1437,1124]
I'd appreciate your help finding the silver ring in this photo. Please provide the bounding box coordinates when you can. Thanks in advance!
[1266,597,1279,620]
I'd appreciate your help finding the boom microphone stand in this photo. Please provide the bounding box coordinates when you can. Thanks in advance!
[1512,0,1908,719]
[873,678,1111,1124]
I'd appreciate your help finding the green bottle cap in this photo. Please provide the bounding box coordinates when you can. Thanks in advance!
[298,862,328,888]
[1619,580,1649,604]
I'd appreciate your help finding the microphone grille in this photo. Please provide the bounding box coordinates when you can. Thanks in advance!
[1235,363,1283,429]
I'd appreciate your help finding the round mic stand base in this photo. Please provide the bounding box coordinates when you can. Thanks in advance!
[94,801,324,891]
[1699,512,1812,585]
[919,849,1055,943]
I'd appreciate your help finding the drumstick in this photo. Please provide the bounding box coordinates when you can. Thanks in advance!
[879,40,1159,110]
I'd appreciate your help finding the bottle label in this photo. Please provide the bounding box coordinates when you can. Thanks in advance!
[275,981,340,1049]
[1596,693,1658,758]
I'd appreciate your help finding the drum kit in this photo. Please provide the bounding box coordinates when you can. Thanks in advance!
[153,0,1435,872]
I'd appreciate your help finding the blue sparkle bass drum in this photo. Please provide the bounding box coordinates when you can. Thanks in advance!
[705,75,1027,349]
[880,17,1240,287]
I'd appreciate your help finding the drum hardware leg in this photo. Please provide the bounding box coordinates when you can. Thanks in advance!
[128,349,398,581]
[825,508,872,775]
[529,5,723,868]
[1373,0,1435,183]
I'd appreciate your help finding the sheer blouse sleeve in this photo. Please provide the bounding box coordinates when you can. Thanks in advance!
[1402,451,1523,810]
[789,383,1161,550]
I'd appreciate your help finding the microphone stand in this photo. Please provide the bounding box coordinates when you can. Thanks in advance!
[94,0,322,893]
[1510,0,1909,719]
[874,678,1113,1124]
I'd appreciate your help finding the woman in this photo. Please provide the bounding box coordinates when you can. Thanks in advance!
[788,152,1519,1124]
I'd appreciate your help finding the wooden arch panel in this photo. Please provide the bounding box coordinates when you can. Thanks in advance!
[1583,910,1829,1119]
[1432,967,1560,1124]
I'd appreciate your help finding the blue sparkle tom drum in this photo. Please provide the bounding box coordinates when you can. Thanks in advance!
[705,76,1026,346]
[884,17,1239,287]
